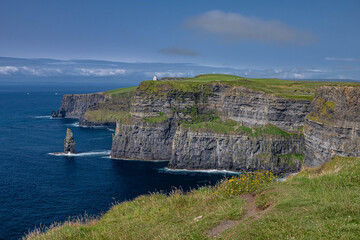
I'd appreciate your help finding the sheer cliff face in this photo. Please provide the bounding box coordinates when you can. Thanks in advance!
[52,93,107,119]
[53,81,360,172]
[169,128,304,172]
[110,82,309,172]
[304,86,360,167]
[131,83,311,131]
[111,119,177,161]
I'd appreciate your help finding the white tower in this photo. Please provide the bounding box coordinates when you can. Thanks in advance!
[153,75,158,81]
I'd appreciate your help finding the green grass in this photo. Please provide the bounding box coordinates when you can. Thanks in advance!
[221,156,360,239]
[83,109,129,123]
[181,119,298,137]
[276,153,306,166]
[105,86,138,96]
[84,87,136,123]
[142,112,168,124]
[138,74,360,100]
[25,156,360,239]
[306,98,337,124]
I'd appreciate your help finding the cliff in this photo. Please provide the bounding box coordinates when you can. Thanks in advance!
[52,87,136,126]
[52,74,360,172]
[169,126,304,172]
[109,76,315,172]
[304,86,360,167]
[52,92,108,119]
[131,81,311,131]
[111,118,177,161]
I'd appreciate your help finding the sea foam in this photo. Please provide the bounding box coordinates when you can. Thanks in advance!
[48,150,111,157]
[33,115,52,119]
[161,167,240,175]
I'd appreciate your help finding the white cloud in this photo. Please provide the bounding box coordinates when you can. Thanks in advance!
[144,71,195,79]
[0,66,18,74]
[77,68,127,77]
[185,10,316,45]
[324,57,358,62]
[20,66,43,76]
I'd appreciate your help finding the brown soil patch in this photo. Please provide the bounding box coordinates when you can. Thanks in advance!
[205,194,270,238]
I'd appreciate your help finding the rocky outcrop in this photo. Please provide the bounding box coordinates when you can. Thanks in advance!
[304,86,360,167]
[111,118,177,160]
[52,93,108,119]
[64,128,75,153]
[131,83,311,131]
[110,81,311,172]
[169,128,304,172]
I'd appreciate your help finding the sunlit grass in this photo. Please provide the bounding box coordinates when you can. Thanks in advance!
[139,74,360,100]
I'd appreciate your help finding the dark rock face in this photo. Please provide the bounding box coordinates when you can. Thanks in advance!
[111,119,177,161]
[304,86,360,167]
[64,128,75,153]
[51,93,107,119]
[110,119,304,172]
[53,81,360,172]
[169,128,304,172]
[110,82,311,171]
[130,83,311,131]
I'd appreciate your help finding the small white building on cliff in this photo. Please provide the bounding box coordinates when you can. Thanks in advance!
[153,75,158,81]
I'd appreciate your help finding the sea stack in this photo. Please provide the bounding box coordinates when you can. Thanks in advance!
[64,128,75,154]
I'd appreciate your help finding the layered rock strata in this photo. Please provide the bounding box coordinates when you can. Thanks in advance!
[111,119,177,161]
[169,128,304,172]
[52,93,108,119]
[304,86,360,167]
[131,83,311,131]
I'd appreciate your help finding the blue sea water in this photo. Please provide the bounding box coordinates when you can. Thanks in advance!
[0,86,232,240]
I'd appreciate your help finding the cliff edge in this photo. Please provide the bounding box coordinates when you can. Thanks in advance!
[304,86,360,167]
[52,74,360,172]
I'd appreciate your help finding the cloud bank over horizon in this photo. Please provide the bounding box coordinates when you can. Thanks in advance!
[0,57,359,84]
[184,10,317,45]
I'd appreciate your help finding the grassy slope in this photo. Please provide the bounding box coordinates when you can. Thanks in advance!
[139,74,360,100]
[27,156,360,239]
[83,87,137,123]
[105,86,138,95]
[181,120,300,136]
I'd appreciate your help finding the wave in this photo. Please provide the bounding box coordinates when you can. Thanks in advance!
[67,122,80,127]
[67,122,115,132]
[160,167,240,175]
[49,150,111,157]
[33,115,52,119]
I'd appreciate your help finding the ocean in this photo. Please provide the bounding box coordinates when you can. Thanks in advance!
[0,85,232,240]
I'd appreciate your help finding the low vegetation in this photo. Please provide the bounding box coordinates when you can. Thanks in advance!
[214,171,275,198]
[83,86,136,123]
[181,119,298,137]
[25,156,360,239]
[138,74,360,100]
[105,86,138,96]
[84,74,360,124]
[142,112,168,124]
[306,97,337,123]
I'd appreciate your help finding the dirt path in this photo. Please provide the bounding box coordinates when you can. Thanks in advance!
[205,194,268,238]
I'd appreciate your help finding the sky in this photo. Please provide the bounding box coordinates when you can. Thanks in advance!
[0,0,359,81]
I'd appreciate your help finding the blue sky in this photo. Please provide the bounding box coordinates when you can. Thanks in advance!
[0,0,359,80]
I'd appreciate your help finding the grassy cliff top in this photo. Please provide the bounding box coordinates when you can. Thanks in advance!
[105,86,138,96]
[138,74,360,100]
[26,156,360,239]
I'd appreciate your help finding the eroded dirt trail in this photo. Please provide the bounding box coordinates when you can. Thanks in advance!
[206,194,268,238]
